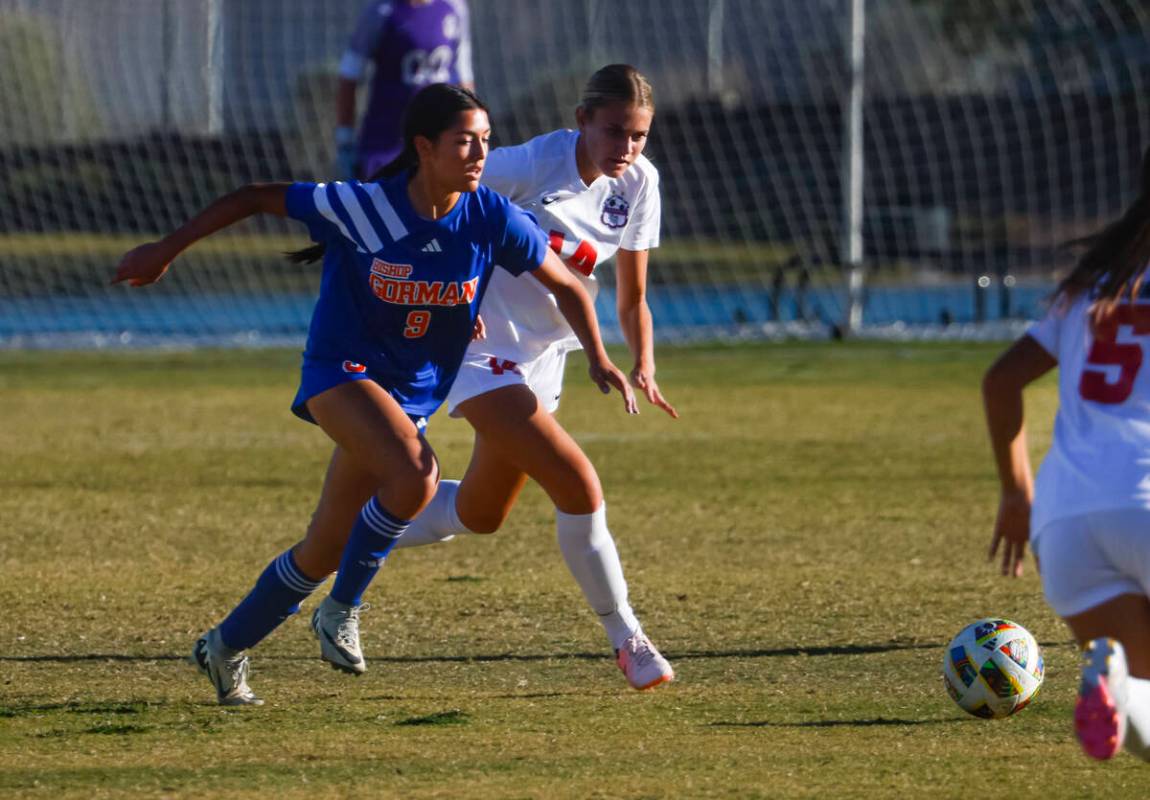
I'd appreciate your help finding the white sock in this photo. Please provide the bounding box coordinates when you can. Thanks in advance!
[1125,675,1150,761]
[393,480,467,549]
[555,503,641,650]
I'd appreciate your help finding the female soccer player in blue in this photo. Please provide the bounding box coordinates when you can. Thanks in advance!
[113,83,635,706]
[305,65,678,692]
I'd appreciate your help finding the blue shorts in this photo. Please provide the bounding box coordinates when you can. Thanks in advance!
[292,357,428,432]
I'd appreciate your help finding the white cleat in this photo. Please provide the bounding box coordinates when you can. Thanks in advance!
[616,631,674,691]
[1076,637,1129,760]
[312,596,368,675]
[189,628,264,707]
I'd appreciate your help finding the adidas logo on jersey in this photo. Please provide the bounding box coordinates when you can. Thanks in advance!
[421,239,442,253]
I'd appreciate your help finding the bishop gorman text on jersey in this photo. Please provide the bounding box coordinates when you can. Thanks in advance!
[369,258,479,307]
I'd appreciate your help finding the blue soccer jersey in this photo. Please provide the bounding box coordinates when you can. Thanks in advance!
[285,172,547,418]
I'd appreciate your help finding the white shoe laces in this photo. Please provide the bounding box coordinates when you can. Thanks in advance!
[330,603,369,651]
[218,652,255,697]
[623,634,657,668]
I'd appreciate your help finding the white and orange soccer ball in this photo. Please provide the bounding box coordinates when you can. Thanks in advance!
[942,618,1044,719]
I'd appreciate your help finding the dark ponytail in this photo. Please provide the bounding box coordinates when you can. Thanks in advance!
[1055,144,1150,314]
[287,83,489,264]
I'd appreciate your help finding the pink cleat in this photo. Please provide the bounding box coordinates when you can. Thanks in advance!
[1075,637,1128,760]
[616,632,674,690]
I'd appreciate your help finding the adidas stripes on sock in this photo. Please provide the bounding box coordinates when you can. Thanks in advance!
[329,496,410,606]
[217,549,325,652]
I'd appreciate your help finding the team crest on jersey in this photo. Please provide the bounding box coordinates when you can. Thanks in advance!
[601,194,629,229]
[342,361,367,374]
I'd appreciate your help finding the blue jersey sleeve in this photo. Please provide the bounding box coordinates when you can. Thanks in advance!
[286,181,384,252]
[285,182,335,245]
[494,199,548,276]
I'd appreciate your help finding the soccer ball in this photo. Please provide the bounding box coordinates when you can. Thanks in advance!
[941,618,1044,719]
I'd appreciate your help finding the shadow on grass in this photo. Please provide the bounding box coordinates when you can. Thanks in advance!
[0,639,1074,666]
[0,700,155,718]
[711,717,960,728]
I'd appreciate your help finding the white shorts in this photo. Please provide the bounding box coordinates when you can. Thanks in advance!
[446,346,568,417]
[1033,508,1150,617]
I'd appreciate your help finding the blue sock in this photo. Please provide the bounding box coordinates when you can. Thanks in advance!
[330,497,410,606]
[217,550,325,651]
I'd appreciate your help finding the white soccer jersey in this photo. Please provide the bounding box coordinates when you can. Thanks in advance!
[1028,290,1150,535]
[474,128,661,362]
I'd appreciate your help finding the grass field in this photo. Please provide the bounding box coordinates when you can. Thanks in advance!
[2,342,1146,798]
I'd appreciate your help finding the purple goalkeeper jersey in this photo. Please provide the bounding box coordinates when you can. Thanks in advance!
[344,0,473,165]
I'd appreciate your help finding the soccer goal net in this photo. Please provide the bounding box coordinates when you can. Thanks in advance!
[2,0,1149,347]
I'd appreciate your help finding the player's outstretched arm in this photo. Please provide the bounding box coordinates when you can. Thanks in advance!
[982,334,1057,578]
[531,250,637,414]
[112,184,291,287]
[616,248,678,418]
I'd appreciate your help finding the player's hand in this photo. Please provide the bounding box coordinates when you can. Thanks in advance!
[471,314,486,341]
[112,241,176,287]
[989,490,1031,578]
[630,364,678,419]
[588,354,638,415]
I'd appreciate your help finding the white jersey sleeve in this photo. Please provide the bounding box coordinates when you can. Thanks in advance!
[480,142,533,204]
[620,163,661,251]
[471,129,662,363]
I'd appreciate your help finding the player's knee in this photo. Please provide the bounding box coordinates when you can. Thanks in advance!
[548,467,603,515]
[367,440,438,513]
[411,470,439,509]
[378,460,438,517]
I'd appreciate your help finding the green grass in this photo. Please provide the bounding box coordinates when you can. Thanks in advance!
[1,343,1144,798]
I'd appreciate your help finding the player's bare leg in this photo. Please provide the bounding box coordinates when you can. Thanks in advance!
[394,430,530,548]
[457,385,601,513]
[288,446,384,672]
[304,381,438,675]
[314,383,673,688]
[456,384,672,689]
[293,446,377,576]
[455,431,532,532]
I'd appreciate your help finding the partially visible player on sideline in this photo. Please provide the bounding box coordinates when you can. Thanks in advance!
[335,0,473,179]
[984,145,1150,761]
[307,64,679,691]
[112,83,635,706]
